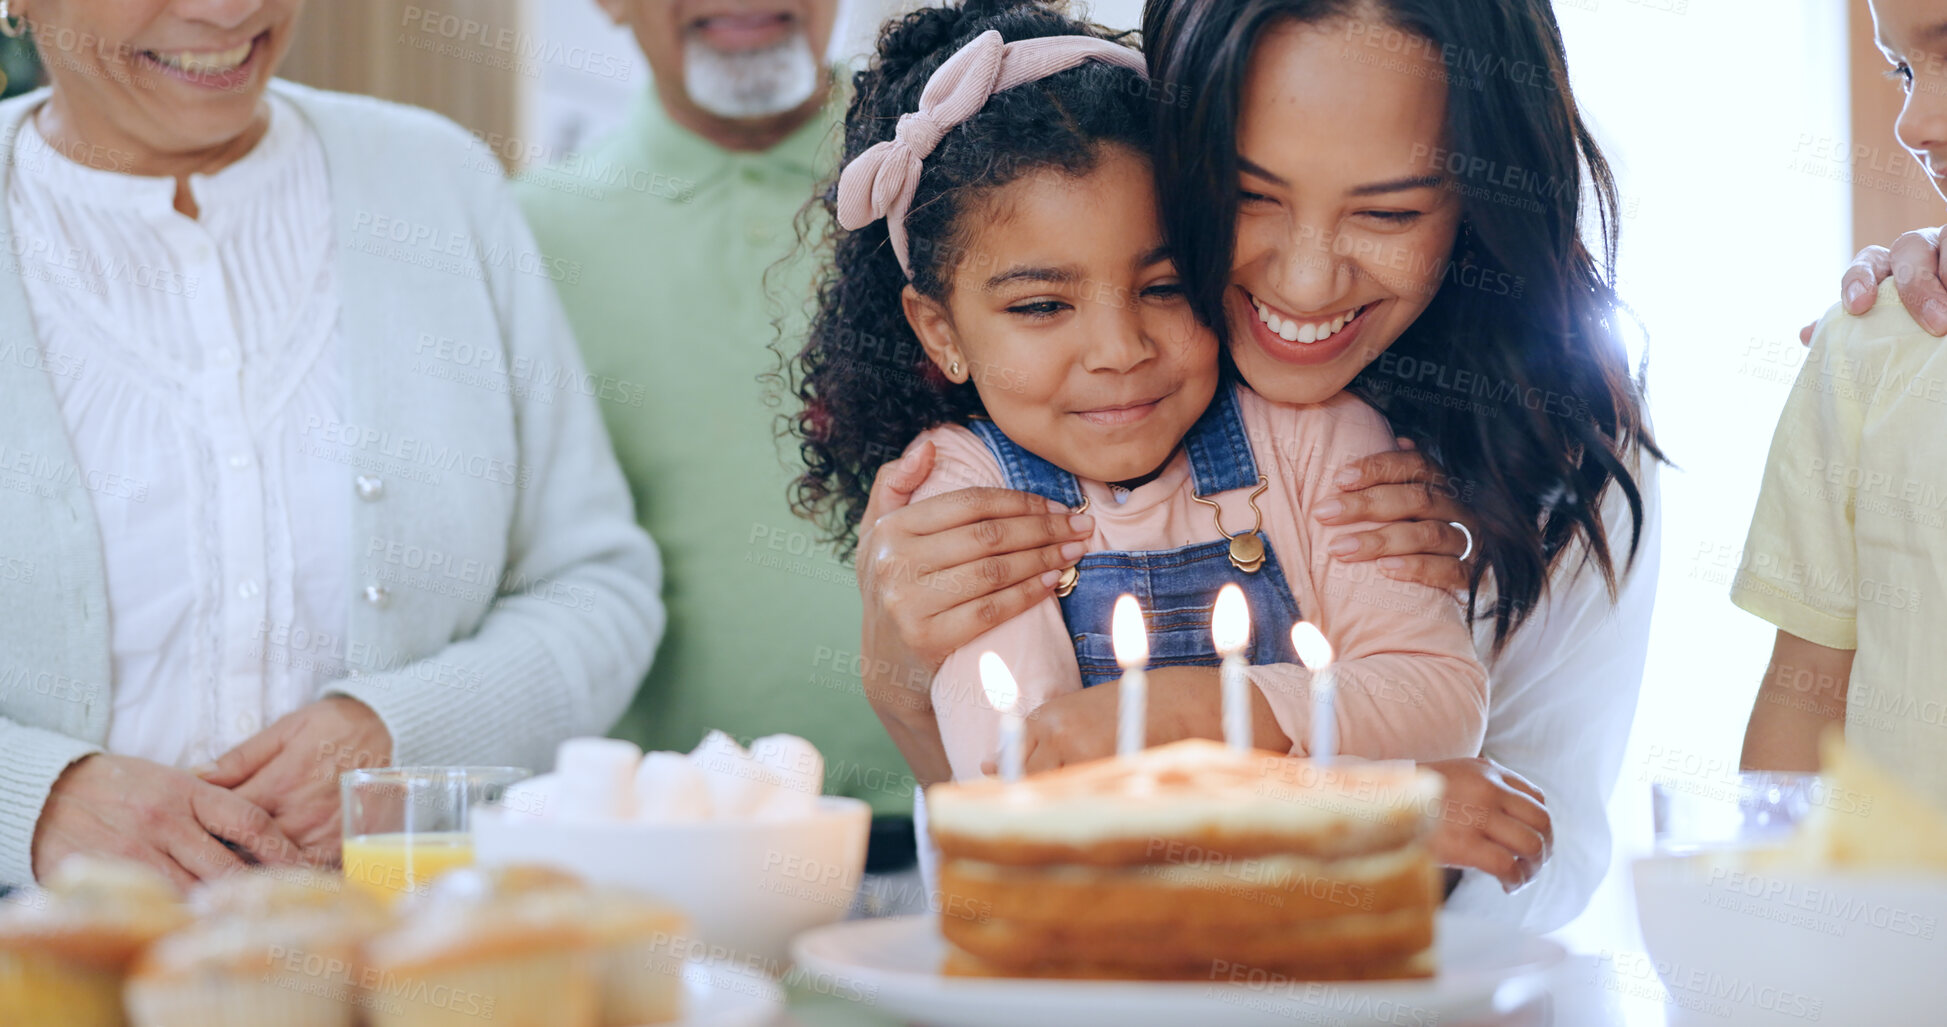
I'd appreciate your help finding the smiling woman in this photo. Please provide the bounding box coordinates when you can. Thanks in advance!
[22,0,300,214]
[0,0,662,889]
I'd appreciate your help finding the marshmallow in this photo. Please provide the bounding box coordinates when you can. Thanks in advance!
[690,730,771,817]
[747,734,824,820]
[554,738,642,821]
[633,752,713,822]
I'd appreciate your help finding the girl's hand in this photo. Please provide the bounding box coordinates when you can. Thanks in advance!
[1422,757,1551,893]
[995,666,1289,776]
[1817,226,1947,343]
[1315,439,1477,593]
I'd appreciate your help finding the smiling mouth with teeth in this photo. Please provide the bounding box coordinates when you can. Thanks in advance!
[141,33,262,78]
[1247,293,1369,345]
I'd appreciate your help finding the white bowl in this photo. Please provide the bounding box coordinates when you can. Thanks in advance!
[1632,852,1947,1025]
[472,796,871,970]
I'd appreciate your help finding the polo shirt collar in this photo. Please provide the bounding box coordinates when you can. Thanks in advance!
[624,75,841,187]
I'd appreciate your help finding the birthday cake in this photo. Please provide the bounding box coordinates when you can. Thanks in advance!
[926,739,1445,980]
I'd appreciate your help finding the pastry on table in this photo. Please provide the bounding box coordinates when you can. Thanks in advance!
[578,883,688,1026]
[382,864,687,1026]
[360,865,599,1027]
[0,857,190,1027]
[126,868,388,1027]
[927,739,1446,980]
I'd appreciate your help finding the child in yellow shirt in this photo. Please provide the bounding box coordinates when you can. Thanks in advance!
[1735,0,1947,806]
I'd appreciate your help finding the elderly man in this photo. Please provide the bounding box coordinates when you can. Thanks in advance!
[517,1,912,861]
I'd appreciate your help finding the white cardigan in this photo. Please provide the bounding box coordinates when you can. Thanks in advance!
[0,82,665,885]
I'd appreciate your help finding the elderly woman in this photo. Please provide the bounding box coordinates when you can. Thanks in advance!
[0,0,662,889]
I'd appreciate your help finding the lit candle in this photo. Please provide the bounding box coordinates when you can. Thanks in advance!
[1290,622,1337,764]
[1212,584,1252,752]
[979,652,1024,783]
[1112,594,1148,757]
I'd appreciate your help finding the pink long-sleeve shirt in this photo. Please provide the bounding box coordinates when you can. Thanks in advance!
[911,387,1490,781]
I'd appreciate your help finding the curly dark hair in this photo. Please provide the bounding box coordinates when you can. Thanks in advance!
[1143,0,1665,655]
[784,0,1150,557]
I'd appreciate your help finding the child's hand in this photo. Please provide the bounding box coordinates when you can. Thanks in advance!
[985,667,1288,775]
[1422,757,1551,893]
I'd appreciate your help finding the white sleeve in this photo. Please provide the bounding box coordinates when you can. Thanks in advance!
[1445,452,1662,933]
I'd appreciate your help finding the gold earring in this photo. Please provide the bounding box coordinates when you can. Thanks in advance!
[0,2,25,38]
[948,360,961,378]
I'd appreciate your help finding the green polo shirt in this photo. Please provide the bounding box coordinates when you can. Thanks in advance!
[514,88,910,816]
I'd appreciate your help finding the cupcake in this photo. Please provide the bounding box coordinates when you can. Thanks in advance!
[126,869,388,1027]
[579,885,688,1026]
[0,857,189,1027]
[361,865,598,1027]
[412,866,688,1025]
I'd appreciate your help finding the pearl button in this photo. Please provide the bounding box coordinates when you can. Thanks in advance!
[362,585,390,608]
[355,475,384,501]
[236,579,260,599]
[227,453,250,469]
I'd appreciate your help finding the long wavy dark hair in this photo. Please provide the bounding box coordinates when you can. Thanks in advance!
[1143,0,1662,654]
[786,0,1151,556]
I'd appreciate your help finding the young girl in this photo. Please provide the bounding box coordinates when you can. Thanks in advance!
[791,0,1486,780]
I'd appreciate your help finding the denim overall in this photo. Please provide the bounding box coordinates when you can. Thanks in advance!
[967,389,1303,686]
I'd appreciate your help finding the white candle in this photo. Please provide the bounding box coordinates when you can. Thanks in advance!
[1290,622,1337,764]
[979,652,1024,783]
[1112,594,1148,757]
[1212,584,1252,751]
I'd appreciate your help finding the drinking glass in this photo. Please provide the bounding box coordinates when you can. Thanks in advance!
[1649,770,1820,855]
[340,765,530,905]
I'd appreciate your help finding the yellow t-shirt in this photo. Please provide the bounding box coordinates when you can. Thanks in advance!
[1732,279,1947,804]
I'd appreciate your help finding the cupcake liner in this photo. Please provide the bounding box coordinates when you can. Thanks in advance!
[126,969,356,1027]
[596,940,684,1026]
[0,949,127,1027]
[363,950,598,1027]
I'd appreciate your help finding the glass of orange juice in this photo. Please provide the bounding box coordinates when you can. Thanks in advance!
[340,766,529,907]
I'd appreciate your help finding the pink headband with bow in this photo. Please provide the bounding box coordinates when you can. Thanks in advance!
[835,29,1147,278]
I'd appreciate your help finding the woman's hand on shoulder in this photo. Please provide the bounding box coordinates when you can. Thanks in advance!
[1815,225,1947,343]
[1315,439,1476,593]
[1423,756,1551,894]
[856,441,1093,671]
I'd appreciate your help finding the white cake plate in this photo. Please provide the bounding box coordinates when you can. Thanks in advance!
[661,959,784,1027]
[790,913,1561,1027]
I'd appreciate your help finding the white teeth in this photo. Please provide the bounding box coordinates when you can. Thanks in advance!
[1250,294,1364,345]
[151,40,253,74]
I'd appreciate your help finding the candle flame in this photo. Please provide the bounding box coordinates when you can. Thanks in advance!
[1112,594,1148,668]
[1212,583,1249,655]
[1290,622,1335,669]
[979,651,1018,713]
